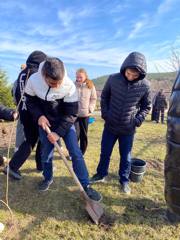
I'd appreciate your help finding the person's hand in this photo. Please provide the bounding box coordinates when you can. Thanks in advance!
[47,132,59,144]
[38,115,51,130]
[13,111,18,120]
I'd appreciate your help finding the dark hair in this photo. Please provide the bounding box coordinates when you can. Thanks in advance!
[126,67,140,73]
[42,57,65,81]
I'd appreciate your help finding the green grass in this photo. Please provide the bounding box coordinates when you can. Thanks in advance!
[1,115,180,240]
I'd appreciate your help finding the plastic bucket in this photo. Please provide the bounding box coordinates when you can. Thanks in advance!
[130,158,146,183]
[88,117,95,124]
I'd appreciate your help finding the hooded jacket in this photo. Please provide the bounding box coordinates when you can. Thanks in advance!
[165,71,180,216]
[154,92,168,109]
[101,52,151,135]
[14,50,47,114]
[75,81,97,117]
[25,61,78,137]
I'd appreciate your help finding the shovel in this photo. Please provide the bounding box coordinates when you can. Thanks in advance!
[45,126,104,225]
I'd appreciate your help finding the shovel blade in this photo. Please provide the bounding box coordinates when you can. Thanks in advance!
[85,200,104,225]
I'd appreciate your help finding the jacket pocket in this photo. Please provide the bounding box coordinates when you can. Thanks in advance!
[102,111,110,122]
[130,112,136,128]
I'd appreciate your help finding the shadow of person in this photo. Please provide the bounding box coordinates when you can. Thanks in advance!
[0,173,99,239]
[102,193,170,228]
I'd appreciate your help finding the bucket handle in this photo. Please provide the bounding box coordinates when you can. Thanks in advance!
[130,170,146,175]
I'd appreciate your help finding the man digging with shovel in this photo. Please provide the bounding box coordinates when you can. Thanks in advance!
[24,57,102,204]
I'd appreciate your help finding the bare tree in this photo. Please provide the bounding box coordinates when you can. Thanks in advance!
[168,47,180,73]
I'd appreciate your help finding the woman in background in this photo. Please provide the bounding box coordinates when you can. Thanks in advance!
[75,68,97,155]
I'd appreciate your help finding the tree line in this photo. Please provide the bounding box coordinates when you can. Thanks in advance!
[0,69,15,108]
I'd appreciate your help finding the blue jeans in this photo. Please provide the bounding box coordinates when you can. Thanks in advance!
[97,127,134,184]
[39,125,89,187]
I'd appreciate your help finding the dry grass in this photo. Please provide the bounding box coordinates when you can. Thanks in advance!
[0,115,180,240]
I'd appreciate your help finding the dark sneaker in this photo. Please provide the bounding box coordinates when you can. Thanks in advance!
[3,166,22,180]
[120,183,131,194]
[89,173,106,184]
[84,185,102,202]
[38,179,53,191]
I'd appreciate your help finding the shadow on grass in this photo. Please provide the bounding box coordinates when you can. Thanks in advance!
[133,136,165,159]
[0,173,94,239]
[89,171,169,228]
[102,192,169,228]
[0,170,170,239]
[0,147,15,158]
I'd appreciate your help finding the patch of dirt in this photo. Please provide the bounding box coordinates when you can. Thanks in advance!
[98,213,116,230]
[0,122,16,156]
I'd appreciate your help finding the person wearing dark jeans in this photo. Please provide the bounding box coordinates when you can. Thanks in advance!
[90,52,151,194]
[7,112,42,175]
[154,89,168,123]
[39,125,89,187]
[3,50,47,180]
[24,57,102,201]
[156,107,165,123]
[75,117,89,155]
[75,68,97,155]
[96,127,134,184]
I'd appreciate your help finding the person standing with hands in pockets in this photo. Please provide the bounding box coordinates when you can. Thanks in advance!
[90,52,151,194]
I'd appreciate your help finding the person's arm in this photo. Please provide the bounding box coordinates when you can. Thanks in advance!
[89,85,97,114]
[100,76,111,120]
[0,105,16,121]
[55,83,78,137]
[134,86,151,127]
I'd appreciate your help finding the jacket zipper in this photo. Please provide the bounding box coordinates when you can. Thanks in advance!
[45,86,51,101]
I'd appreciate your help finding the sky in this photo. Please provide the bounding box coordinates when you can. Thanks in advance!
[0,0,180,83]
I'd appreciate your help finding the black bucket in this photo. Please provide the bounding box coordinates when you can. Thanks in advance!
[130,158,146,183]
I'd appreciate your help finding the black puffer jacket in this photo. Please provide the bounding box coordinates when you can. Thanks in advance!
[101,52,151,135]
[165,71,180,216]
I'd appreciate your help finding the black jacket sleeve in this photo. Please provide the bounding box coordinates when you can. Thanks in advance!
[54,101,78,137]
[163,96,168,109]
[25,93,44,122]
[0,104,15,121]
[134,86,151,127]
[100,76,111,120]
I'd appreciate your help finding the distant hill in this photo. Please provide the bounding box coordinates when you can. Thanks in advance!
[93,72,177,92]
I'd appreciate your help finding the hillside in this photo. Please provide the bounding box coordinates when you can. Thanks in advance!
[93,72,177,92]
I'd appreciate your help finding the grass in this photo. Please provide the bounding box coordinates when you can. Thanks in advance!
[0,115,180,240]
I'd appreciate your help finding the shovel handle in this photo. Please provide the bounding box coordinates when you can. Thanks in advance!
[45,126,89,200]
